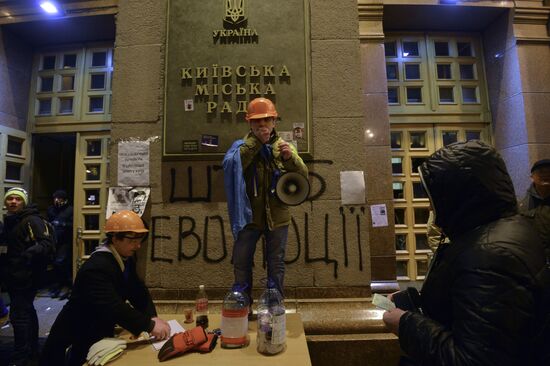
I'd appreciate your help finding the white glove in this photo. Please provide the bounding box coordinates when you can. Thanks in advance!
[97,347,125,366]
[87,338,127,366]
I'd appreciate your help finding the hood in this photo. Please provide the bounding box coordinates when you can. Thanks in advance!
[418,140,517,239]
[17,204,40,218]
[4,204,41,229]
[8,204,40,220]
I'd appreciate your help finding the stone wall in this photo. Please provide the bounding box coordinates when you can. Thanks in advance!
[484,2,550,196]
[0,28,32,132]
[111,0,381,298]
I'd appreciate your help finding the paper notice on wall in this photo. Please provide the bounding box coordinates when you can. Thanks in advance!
[118,141,150,186]
[106,187,150,219]
[370,204,389,228]
[340,171,365,205]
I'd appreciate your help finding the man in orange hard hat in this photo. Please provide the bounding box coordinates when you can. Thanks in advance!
[223,97,308,314]
[40,210,171,366]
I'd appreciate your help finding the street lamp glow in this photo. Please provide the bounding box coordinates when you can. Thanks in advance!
[40,1,59,14]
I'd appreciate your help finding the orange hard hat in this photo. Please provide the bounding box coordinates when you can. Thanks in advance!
[245,97,278,121]
[105,210,148,233]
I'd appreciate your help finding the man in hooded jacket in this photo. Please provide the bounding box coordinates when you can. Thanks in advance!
[47,189,73,299]
[1,187,55,366]
[519,159,550,261]
[383,140,550,365]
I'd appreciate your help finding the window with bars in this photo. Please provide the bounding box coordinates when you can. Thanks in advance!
[386,34,491,282]
[31,46,114,123]
[0,128,29,209]
[391,125,490,281]
[385,35,487,114]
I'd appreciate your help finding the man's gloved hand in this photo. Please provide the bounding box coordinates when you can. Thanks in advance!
[158,326,207,362]
[87,338,127,366]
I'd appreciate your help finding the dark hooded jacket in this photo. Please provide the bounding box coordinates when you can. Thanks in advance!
[0,205,55,289]
[519,184,550,259]
[398,140,549,365]
[40,246,157,366]
[47,202,73,247]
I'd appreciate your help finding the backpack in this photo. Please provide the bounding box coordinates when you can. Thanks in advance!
[25,216,57,261]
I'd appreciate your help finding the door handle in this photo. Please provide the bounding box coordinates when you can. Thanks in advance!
[76,227,83,270]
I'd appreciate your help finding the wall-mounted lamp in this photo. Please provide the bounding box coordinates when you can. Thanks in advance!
[39,1,61,14]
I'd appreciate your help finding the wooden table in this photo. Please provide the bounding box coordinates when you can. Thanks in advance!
[114,313,312,366]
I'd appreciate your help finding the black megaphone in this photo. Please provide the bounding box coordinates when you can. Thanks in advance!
[275,172,310,206]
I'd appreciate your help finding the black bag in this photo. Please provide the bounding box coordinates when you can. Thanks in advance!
[25,216,57,262]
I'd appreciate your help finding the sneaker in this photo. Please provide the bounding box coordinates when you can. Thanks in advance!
[59,289,71,300]
[0,313,8,327]
[48,288,61,298]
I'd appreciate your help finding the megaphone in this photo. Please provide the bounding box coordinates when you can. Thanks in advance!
[275,172,310,206]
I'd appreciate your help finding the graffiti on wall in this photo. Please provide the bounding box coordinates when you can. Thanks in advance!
[154,160,368,278]
[168,159,332,203]
[151,208,366,279]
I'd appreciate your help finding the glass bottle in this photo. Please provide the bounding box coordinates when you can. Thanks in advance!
[221,283,249,348]
[256,278,286,355]
[195,284,209,329]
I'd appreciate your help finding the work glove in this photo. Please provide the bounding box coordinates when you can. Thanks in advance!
[195,333,218,353]
[87,338,127,366]
[158,326,207,362]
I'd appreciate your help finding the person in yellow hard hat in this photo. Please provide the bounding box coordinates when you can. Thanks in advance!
[223,98,308,315]
[40,210,171,366]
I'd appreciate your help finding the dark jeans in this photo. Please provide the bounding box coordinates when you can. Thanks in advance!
[39,308,92,366]
[52,241,72,289]
[8,287,38,366]
[232,226,288,301]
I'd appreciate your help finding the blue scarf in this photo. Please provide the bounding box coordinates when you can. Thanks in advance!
[223,140,253,240]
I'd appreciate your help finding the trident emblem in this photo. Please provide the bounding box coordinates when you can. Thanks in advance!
[225,0,245,24]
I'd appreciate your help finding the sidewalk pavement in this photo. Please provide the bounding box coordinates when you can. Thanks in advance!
[0,291,66,366]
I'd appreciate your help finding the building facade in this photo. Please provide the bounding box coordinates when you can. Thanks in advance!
[1,0,549,364]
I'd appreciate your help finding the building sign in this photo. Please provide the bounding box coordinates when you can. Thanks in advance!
[164,0,311,158]
[213,0,258,43]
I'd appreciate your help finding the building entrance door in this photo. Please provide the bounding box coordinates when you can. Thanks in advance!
[31,133,76,214]
[73,131,110,277]
[391,123,490,281]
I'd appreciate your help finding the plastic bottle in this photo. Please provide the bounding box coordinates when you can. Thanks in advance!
[221,284,249,349]
[195,284,209,329]
[256,278,286,355]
